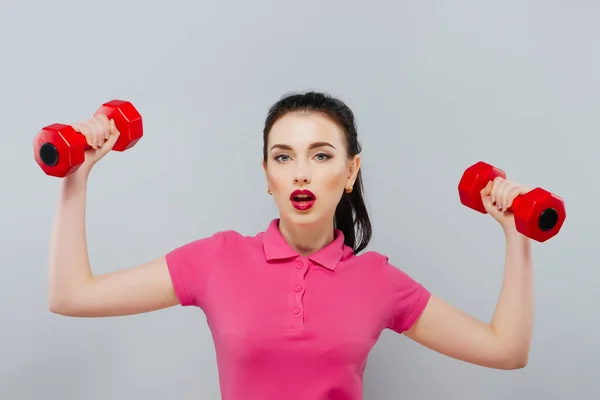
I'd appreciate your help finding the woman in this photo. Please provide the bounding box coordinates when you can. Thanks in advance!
[48,91,533,399]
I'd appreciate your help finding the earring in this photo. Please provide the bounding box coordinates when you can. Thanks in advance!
[267,188,272,195]
[345,187,353,194]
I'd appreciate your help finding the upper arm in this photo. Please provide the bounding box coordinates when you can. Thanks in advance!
[383,259,522,370]
[51,232,224,317]
[403,295,520,369]
[51,256,179,317]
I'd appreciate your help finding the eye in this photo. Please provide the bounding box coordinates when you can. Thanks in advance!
[274,154,291,162]
[315,152,331,162]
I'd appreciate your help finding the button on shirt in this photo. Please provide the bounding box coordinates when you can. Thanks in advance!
[166,219,431,400]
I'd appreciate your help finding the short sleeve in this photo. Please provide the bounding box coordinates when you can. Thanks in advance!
[165,231,223,308]
[384,259,431,334]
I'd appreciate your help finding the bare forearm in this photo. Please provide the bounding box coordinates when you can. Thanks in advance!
[48,167,94,308]
[490,228,533,364]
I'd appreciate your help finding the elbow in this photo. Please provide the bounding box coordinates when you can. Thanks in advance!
[48,293,79,316]
[48,279,94,316]
[502,351,529,370]
[505,357,528,370]
[49,303,68,316]
[48,298,69,316]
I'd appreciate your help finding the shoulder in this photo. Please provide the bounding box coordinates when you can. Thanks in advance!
[347,249,391,270]
[191,228,266,256]
[184,228,259,244]
[216,228,265,248]
[168,228,258,256]
[349,249,421,286]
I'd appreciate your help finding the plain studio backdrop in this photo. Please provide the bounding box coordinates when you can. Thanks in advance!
[1,1,598,399]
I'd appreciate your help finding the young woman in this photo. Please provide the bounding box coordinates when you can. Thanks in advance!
[48,91,533,399]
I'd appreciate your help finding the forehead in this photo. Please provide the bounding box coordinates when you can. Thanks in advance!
[268,111,345,147]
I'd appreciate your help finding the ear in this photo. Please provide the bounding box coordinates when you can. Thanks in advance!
[262,158,270,186]
[346,155,361,187]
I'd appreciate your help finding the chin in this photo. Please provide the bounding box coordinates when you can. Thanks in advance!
[289,213,319,226]
[284,208,322,227]
[286,206,335,228]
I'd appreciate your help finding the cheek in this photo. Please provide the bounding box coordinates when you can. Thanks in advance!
[266,168,286,190]
[323,168,347,191]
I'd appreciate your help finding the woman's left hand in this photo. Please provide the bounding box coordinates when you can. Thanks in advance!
[480,177,532,231]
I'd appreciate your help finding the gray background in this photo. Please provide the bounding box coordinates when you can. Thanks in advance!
[1,1,598,399]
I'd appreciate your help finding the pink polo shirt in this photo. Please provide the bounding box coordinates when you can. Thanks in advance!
[166,219,430,400]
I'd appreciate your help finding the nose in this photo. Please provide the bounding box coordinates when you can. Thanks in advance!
[294,170,311,185]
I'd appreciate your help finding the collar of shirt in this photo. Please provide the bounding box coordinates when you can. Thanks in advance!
[261,219,352,270]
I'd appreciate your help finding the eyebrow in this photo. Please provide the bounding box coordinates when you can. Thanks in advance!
[269,142,337,152]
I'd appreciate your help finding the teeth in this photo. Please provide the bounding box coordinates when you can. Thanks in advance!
[293,193,313,202]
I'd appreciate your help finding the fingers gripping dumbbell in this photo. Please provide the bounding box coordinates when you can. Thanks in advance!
[458,161,566,242]
[33,100,143,177]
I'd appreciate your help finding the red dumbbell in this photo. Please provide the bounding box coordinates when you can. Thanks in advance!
[33,100,143,177]
[458,161,566,242]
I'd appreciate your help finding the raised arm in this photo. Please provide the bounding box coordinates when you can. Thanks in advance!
[404,231,532,370]
[47,115,179,317]
[403,179,534,370]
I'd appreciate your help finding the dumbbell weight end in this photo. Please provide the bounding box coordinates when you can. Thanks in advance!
[509,188,566,242]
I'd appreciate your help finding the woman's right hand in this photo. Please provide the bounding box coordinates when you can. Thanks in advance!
[71,114,121,168]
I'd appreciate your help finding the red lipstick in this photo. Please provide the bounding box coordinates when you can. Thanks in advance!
[290,189,316,211]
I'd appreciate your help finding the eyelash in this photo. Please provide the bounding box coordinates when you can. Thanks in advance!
[274,153,332,163]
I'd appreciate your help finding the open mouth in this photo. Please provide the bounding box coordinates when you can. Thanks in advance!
[290,190,316,210]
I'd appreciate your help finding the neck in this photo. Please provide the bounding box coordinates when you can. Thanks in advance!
[278,217,335,257]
